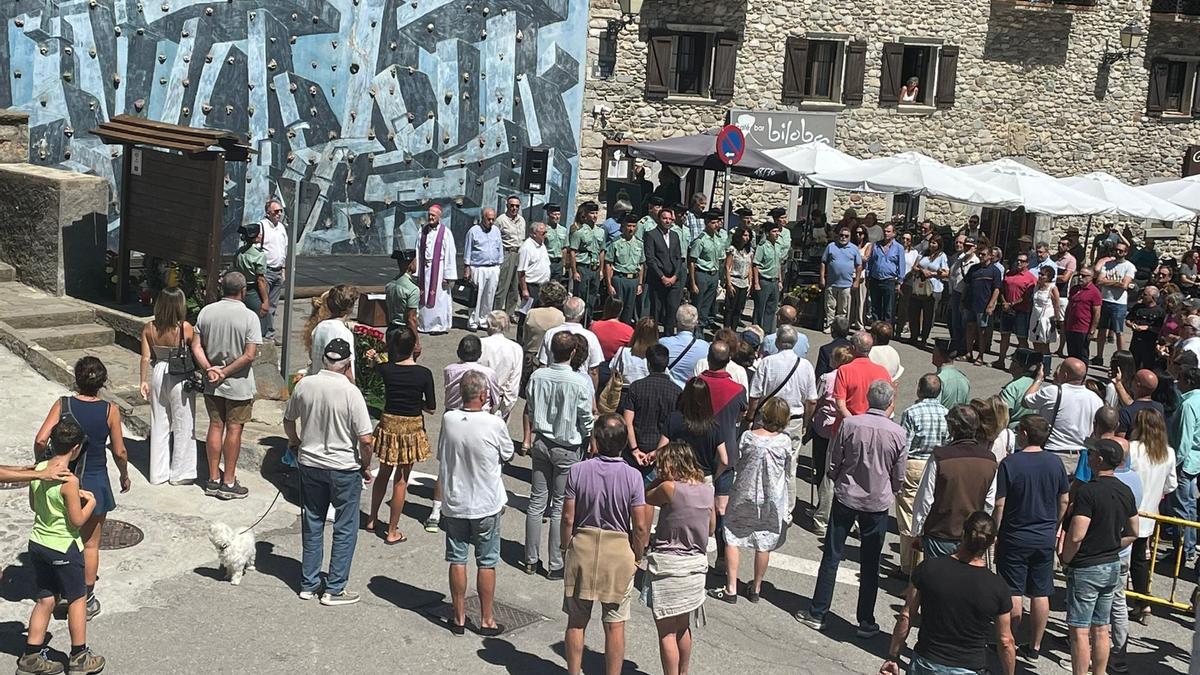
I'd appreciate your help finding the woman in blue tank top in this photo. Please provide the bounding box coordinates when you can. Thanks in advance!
[35,356,131,620]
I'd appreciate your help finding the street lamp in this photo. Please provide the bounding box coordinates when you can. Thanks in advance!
[600,0,643,77]
[606,0,644,36]
[1101,21,1146,67]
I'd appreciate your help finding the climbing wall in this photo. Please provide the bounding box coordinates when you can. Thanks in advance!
[0,0,588,255]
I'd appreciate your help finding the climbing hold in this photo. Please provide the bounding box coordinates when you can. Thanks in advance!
[201,103,212,115]
[158,54,166,63]
[349,63,359,74]
[225,104,234,115]
[134,98,146,111]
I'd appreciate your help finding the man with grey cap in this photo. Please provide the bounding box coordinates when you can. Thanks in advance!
[284,336,375,605]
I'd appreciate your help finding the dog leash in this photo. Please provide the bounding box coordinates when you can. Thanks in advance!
[238,489,284,536]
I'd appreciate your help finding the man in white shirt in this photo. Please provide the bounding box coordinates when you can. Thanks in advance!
[539,297,603,388]
[283,337,374,606]
[464,208,503,331]
[259,199,289,342]
[438,370,514,636]
[1094,243,1137,364]
[1022,357,1104,474]
[517,222,552,342]
[947,236,979,356]
[479,311,523,420]
[494,195,527,317]
[444,334,502,413]
[748,325,818,515]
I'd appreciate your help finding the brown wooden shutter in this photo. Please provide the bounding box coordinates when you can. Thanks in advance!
[710,34,739,101]
[645,31,672,100]
[781,36,809,104]
[935,45,960,109]
[1193,69,1200,118]
[842,41,867,106]
[879,43,904,106]
[1146,58,1168,117]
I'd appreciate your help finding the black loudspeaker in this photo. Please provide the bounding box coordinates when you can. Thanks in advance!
[521,147,550,194]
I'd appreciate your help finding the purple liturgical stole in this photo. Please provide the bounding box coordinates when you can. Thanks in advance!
[417,223,446,307]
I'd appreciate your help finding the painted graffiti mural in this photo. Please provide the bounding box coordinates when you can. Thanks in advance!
[0,0,587,255]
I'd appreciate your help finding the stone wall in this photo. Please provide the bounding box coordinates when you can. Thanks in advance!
[0,110,29,163]
[0,164,108,297]
[580,0,1200,240]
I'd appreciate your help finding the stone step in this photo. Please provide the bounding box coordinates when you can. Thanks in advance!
[53,344,143,399]
[23,323,114,351]
[0,261,13,283]
[0,282,95,329]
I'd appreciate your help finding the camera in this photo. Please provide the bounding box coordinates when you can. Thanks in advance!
[182,371,206,393]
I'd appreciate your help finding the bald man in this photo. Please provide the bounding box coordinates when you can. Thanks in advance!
[1117,369,1164,437]
[760,304,811,358]
[1022,357,1104,474]
[1126,285,1165,370]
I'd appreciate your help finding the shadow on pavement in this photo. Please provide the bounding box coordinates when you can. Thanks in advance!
[368,575,444,611]
[499,537,527,573]
[478,637,565,674]
[0,555,34,603]
[253,541,300,593]
[549,641,651,675]
[0,620,30,657]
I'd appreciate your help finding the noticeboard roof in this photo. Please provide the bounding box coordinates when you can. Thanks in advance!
[89,115,253,161]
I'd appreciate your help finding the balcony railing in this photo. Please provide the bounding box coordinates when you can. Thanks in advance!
[1151,0,1200,18]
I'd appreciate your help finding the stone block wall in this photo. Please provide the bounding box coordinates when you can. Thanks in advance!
[580,0,1200,240]
[0,110,29,163]
[0,164,108,297]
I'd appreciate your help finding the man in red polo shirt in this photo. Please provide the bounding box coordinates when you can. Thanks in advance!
[833,331,893,431]
[589,298,634,361]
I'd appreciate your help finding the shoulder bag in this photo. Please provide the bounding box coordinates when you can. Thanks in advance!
[166,322,197,376]
[597,348,626,414]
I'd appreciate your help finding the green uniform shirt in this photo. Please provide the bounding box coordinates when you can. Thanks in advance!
[1000,375,1035,428]
[689,231,724,273]
[606,237,644,275]
[673,224,692,251]
[937,365,971,410]
[29,461,84,554]
[569,224,606,266]
[545,224,568,261]
[234,244,267,281]
[779,226,792,251]
[635,215,658,241]
[385,273,420,326]
[753,239,787,280]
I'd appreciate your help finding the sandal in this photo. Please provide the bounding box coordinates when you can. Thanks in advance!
[385,532,408,545]
[707,588,737,604]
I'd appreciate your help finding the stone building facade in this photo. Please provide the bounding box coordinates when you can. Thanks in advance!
[579,0,1200,244]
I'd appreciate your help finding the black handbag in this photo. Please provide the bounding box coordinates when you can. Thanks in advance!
[452,279,478,307]
[166,323,197,376]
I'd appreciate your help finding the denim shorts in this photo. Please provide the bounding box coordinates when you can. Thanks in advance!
[996,542,1055,597]
[443,513,502,568]
[712,469,736,497]
[998,310,1030,336]
[1066,561,1121,628]
[910,654,980,675]
[963,307,991,329]
[1100,302,1127,334]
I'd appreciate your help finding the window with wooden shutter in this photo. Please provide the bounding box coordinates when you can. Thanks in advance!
[1146,58,1169,117]
[879,43,904,106]
[645,32,673,100]
[842,41,867,106]
[935,45,960,109]
[781,36,809,104]
[711,34,739,101]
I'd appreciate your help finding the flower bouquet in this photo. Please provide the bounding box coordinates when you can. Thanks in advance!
[353,324,388,411]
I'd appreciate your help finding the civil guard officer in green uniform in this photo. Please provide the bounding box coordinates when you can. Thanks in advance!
[569,200,605,324]
[233,221,271,334]
[605,212,645,324]
[752,220,788,333]
[384,248,421,356]
[689,209,726,332]
[768,206,794,286]
[543,203,569,285]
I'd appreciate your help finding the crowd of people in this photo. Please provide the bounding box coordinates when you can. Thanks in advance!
[10,196,1200,675]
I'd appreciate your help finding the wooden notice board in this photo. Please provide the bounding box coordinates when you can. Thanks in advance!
[118,146,224,302]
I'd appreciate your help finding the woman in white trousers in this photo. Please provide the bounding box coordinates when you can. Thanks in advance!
[138,288,198,485]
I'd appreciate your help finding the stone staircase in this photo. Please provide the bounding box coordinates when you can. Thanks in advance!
[0,261,151,436]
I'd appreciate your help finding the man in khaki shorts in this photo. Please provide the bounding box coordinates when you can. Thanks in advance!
[193,271,262,500]
[560,415,650,675]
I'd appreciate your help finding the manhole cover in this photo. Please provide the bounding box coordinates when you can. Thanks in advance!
[424,596,545,634]
[0,482,24,490]
[98,519,143,550]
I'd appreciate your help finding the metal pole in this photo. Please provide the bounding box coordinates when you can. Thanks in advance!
[279,178,301,379]
[1082,215,1094,265]
[722,164,732,226]
[1191,215,1199,251]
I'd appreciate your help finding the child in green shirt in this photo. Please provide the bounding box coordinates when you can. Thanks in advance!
[18,419,106,675]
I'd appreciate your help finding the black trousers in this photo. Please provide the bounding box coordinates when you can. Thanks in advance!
[649,280,683,334]
[725,285,749,328]
[1065,331,1090,362]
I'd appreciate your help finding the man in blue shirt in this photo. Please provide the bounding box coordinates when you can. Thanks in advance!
[464,208,504,331]
[601,200,631,244]
[821,224,863,330]
[759,305,811,359]
[867,223,906,324]
[659,304,710,388]
[1032,242,1057,282]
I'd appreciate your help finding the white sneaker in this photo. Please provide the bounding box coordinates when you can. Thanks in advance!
[299,590,318,600]
[320,590,361,606]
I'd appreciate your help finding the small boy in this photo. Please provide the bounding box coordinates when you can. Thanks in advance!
[17,419,105,675]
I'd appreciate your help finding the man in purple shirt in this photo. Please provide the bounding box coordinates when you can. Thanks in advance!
[797,380,907,637]
[560,414,650,675]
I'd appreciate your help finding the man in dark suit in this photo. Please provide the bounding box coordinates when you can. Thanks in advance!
[644,207,685,334]
[815,315,853,379]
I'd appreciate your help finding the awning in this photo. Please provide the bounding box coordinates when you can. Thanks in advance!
[810,151,1022,208]
[1058,171,1194,221]
[628,130,802,186]
[1138,175,1200,214]
[959,158,1115,216]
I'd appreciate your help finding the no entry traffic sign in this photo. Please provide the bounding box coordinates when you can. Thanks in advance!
[716,124,745,166]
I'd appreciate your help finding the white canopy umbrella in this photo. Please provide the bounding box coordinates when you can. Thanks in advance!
[810,151,1023,208]
[1138,175,1200,214]
[764,141,863,179]
[1058,171,1194,222]
[959,158,1115,216]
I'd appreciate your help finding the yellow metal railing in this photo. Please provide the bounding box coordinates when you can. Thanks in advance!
[1125,511,1198,612]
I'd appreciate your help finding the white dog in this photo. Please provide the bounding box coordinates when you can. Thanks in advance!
[208,522,256,585]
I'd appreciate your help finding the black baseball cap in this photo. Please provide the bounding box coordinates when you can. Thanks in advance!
[323,337,352,362]
[391,248,417,263]
[768,207,788,218]
[1085,438,1125,470]
[238,221,262,241]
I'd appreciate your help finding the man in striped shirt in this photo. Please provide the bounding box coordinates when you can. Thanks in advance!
[896,374,951,577]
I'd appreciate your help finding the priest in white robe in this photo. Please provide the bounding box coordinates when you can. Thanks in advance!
[416,204,457,334]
